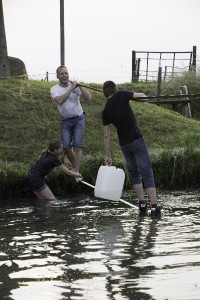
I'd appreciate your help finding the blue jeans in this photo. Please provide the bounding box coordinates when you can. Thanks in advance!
[61,114,85,148]
[120,137,156,189]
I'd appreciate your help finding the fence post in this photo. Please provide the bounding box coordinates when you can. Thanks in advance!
[191,46,196,73]
[164,66,167,81]
[132,51,137,82]
[136,58,141,81]
[156,66,162,100]
[180,86,192,118]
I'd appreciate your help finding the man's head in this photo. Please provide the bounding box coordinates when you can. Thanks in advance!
[103,81,118,98]
[56,66,69,86]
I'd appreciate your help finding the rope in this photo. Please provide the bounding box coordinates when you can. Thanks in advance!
[78,83,200,101]
[2,73,200,101]
[10,76,33,102]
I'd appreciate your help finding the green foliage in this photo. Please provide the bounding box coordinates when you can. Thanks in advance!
[161,71,200,119]
[0,161,30,198]
[1,77,200,198]
[152,147,200,188]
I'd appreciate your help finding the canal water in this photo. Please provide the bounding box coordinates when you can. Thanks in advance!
[0,190,200,300]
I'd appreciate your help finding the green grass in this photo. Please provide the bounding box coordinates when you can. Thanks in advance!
[1,74,200,198]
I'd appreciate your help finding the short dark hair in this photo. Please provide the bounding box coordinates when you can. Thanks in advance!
[48,139,62,152]
[56,65,67,77]
[103,81,118,98]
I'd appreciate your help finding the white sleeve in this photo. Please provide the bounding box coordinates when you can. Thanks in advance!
[50,86,60,100]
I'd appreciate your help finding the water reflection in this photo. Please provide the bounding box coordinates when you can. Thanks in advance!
[0,191,200,299]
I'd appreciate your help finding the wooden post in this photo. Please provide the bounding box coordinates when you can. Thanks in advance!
[156,66,162,100]
[172,52,175,78]
[146,52,149,82]
[136,58,141,80]
[0,0,10,78]
[132,51,137,82]
[192,45,196,73]
[180,86,192,118]
[60,0,65,65]
[164,66,167,81]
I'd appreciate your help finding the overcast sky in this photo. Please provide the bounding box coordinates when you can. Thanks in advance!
[3,0,200,83]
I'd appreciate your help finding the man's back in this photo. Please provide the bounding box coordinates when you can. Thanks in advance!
[102,91,142,145]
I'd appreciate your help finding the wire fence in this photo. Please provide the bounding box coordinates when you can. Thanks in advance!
[132,47,199,82]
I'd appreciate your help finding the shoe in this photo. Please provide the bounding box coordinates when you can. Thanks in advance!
[151,205,161,217]
[139,200,148,213]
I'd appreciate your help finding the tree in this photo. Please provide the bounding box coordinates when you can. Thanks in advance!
[0,0,10,78]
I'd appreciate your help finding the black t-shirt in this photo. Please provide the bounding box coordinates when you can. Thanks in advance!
[27,150,62,181]
[102,91,142,145]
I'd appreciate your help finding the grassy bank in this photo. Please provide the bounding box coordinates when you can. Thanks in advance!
[1,76,200,199]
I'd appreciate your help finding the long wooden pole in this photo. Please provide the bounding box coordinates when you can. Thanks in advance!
[81,181,138,209]
[60,0,65,65]
[78,83,200,100]
[132,94,200,101]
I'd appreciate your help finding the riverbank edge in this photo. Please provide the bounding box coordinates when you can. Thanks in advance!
[1,146,200,199]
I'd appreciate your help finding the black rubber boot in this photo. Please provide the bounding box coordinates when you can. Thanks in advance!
[151,204,161,218]
[139,200,148,213]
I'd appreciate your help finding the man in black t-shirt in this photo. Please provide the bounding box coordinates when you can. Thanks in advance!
[102,81,161,216]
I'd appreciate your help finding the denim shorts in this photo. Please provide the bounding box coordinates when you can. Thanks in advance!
[26,177,47,192]
[61,114,85,148]
[120,137,156,188]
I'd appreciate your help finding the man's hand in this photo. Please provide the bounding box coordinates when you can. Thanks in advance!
[72,172,83,182]
[105,157,112,166]
[71,80,79,90]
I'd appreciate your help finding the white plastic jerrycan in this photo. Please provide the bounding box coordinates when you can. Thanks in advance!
[94,166,125,201]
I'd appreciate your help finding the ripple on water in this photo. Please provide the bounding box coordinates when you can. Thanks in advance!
[0,191,200,299]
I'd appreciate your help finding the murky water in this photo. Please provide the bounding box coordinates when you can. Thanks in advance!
[0,190,200,300]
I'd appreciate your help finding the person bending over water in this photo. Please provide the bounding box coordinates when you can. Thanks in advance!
[26,139,82,200]
[102,80,161,216]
